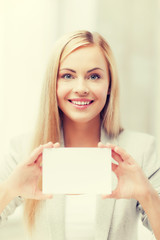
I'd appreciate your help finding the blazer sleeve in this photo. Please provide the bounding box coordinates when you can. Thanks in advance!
[136,135,160,231]
[0,135,30,225]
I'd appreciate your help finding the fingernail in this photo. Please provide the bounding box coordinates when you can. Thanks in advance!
[48,194,53,199]
[101,194,106,199]
[54,142,60,147]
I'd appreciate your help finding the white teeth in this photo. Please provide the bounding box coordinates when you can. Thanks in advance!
[71,101,91,106]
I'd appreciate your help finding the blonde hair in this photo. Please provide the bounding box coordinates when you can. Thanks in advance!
[24,30,122,233]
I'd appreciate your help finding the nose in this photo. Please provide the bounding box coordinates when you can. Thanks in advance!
[73,78,89,95]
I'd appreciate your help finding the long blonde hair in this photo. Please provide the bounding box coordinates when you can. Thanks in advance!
[24,30,122,232]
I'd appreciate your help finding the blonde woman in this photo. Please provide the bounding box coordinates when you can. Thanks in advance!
[0,30,160,240]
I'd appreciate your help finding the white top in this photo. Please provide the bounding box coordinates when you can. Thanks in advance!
[65,195,97,240]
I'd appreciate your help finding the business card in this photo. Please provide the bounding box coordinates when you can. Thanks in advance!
[42,147,111,194]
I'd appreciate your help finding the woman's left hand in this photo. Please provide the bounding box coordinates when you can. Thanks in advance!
[98,142,152,201]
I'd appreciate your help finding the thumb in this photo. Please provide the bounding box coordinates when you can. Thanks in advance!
[98,142,105,148]
[34,191,53,200]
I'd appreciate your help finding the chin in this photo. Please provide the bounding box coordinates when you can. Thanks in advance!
[71,118,91,124]
[67,115,100,125]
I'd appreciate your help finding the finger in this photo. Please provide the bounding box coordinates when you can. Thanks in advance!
[112,150,123,163]
[101,188,119,199]
[98,142,123,164]
[101,193,116,199]
[106,143,132,163]
[98,142,115,148]
[53,142,60,148]
[34,191,53,200]
[42,142,54,149]
[105,142,117,149]
[98,142,117,157]
[36,153,43,168]
[26,145,43,165]
[112,162,118,172]
[98,142,105,148]
[113,146,133,163]
[101,142,123,163]
[27,142,54,165]
[101,194,111,199]
[112,152,124,163]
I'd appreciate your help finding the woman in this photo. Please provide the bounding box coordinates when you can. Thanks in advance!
[0,30,160,240]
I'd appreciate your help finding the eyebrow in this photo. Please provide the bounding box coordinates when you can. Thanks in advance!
[59,67,104,73]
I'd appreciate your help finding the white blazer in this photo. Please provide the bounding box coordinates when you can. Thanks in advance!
[0,128,160,240]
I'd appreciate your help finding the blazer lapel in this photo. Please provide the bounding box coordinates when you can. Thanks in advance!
[46,194,66,240]
[94,127,118,240]
[95,196,116,240]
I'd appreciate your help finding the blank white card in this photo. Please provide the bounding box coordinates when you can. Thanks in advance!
[42,148,111,194]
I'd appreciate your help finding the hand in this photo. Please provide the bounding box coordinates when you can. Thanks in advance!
[5,142,60,200]
[98,142,151,201]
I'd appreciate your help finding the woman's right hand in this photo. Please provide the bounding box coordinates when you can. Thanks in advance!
[5,142,60,200]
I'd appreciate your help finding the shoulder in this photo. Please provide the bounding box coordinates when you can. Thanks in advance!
[117,129,155,148]
[4,132,33,165]
[9,132,32,153]
[101,127,155,150]
[10,132,32,149]
[116,129,157,168]
[0,133,33,182]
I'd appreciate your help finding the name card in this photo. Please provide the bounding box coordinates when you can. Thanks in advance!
[42,148,111,194]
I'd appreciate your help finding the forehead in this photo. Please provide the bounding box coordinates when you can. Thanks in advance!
[60,45,108,70]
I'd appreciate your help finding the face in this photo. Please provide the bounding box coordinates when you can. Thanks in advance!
[57,45,110,125]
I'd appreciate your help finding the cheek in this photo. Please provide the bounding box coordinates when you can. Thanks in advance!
[57,82,69,102]
[94,84,109,103]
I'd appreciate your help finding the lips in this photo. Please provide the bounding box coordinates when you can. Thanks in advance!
[68,99,94,106]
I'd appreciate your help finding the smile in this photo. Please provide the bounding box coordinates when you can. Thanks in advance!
[68,99,94,107]
[69,100,93,106]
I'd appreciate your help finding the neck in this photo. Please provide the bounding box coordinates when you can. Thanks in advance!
[62,118,101,147]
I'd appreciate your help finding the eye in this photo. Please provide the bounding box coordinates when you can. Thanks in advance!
[89,74,101,80]
[62,74,73,79]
